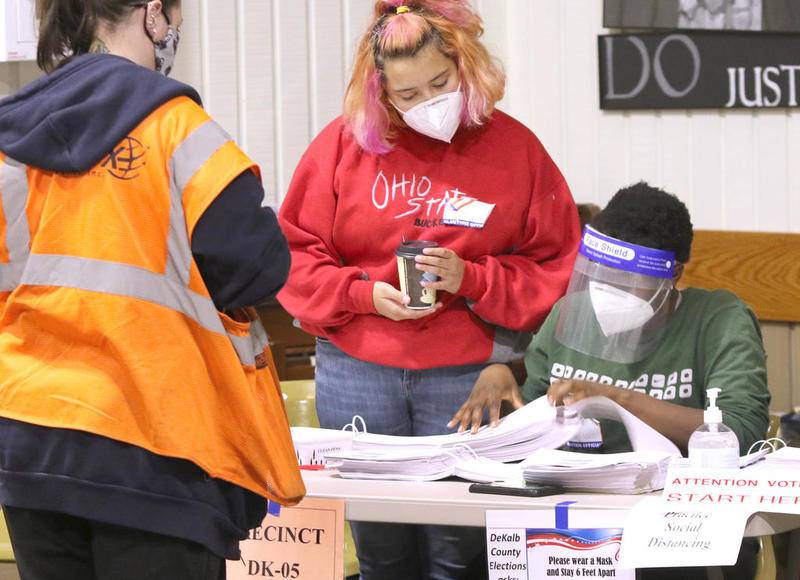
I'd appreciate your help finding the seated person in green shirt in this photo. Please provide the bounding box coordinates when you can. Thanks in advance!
[451,182,771,456]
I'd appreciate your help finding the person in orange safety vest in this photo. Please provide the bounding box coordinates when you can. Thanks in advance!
[0,1,303,578]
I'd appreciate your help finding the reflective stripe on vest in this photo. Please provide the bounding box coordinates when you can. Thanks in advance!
[229,317,271,367]
[16,120,259,365]
[21,253,226,335]
[167,120,231,285]
[0,157,30,292]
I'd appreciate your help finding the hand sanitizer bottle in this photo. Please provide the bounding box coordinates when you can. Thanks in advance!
[688,388,740,469]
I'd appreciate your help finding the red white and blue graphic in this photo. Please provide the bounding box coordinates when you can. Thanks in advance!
[486,502,634,579]
[526,527,623,553]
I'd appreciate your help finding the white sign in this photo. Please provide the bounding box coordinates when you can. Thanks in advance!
[620,466,800,568]
[1,0,37,61]
[486,505,635,580]
[618,496,746,568]
[228,498,345,580]
[663,467,800,514]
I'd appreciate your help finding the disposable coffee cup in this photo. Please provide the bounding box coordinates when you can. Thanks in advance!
[395,240,439,309]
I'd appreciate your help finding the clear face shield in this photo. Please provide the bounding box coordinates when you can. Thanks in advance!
[554,226,678,364]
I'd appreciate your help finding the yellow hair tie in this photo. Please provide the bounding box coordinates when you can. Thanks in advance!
[396,6,410,14]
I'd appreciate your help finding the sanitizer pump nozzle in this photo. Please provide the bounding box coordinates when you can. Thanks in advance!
[688,387,740,469]
[704,387,723,424]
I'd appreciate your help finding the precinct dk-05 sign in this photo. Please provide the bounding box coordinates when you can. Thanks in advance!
[228,498,345,580]
[599,32,800,110]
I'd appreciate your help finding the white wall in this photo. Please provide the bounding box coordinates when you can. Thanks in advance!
[0,0,796,232]
[169,0,800,233]
[170,0,375,206]
[484,0,800,234]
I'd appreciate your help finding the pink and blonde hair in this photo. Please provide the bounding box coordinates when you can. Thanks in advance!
[344,0,505,154]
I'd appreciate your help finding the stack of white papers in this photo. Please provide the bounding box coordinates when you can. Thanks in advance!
[348,396,580,462]
[325,447,528,483]
[323,395,681,483]
[290,426,354,466]
[521,449,674,494]
[324,447,464,481]
[763,446,800,467]
[452,457,525,483]
[568,397,681,455]
[323,397,579,481]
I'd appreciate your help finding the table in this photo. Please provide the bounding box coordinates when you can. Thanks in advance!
[302,470,800,538]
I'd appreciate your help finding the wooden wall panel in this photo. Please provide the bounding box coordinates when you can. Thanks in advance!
[681,231,800,323]
[681,230,800,412]
[0,63,19,97]
[759,323,800,414]
[17,61,39,86]
[762,323,793,412]
[792,327,800,411]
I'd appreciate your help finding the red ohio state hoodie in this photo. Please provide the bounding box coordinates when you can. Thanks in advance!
[278,111,580,369]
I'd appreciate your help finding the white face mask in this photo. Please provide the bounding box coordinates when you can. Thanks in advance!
[396,87,463,143]
[589,281,659,337]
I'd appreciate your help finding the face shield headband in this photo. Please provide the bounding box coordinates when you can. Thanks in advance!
[554,226,678,364]
[579,225,676,280]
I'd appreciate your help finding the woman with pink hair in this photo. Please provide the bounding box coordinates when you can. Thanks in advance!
[278,1,580,577]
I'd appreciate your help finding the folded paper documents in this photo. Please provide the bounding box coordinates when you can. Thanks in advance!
[347,395,579,461]
[291,427,354,466]
[521,449,674,494]
[322,395,681,485]
[762,445,800,467]
[325,447,460,481]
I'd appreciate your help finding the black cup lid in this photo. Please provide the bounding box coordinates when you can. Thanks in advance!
[395,240,439,256]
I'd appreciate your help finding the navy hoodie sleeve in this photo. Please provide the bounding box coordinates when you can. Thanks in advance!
[192,170,290,311]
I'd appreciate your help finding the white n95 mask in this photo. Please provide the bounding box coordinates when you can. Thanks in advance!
[589,281,657,337]
[398,88,463,143]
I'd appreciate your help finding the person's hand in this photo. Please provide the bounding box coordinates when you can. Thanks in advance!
[414,247,466,294]
[547,379,617,406]
[372,281,440,321]
[448,364,524,434]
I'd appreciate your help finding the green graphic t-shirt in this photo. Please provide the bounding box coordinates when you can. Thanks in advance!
[521,288,770,454]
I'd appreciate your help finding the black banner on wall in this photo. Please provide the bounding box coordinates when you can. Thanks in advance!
[599,32,800,110]
[603,0,800,33]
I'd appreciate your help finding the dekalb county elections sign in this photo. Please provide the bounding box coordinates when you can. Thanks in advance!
[599,32,800,110]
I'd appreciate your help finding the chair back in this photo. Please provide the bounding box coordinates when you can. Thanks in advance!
[279,379,361,577]
[282,380,319,428]
[0,509,13,561]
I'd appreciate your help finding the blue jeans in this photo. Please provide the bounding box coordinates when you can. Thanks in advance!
[315,339,487,580]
